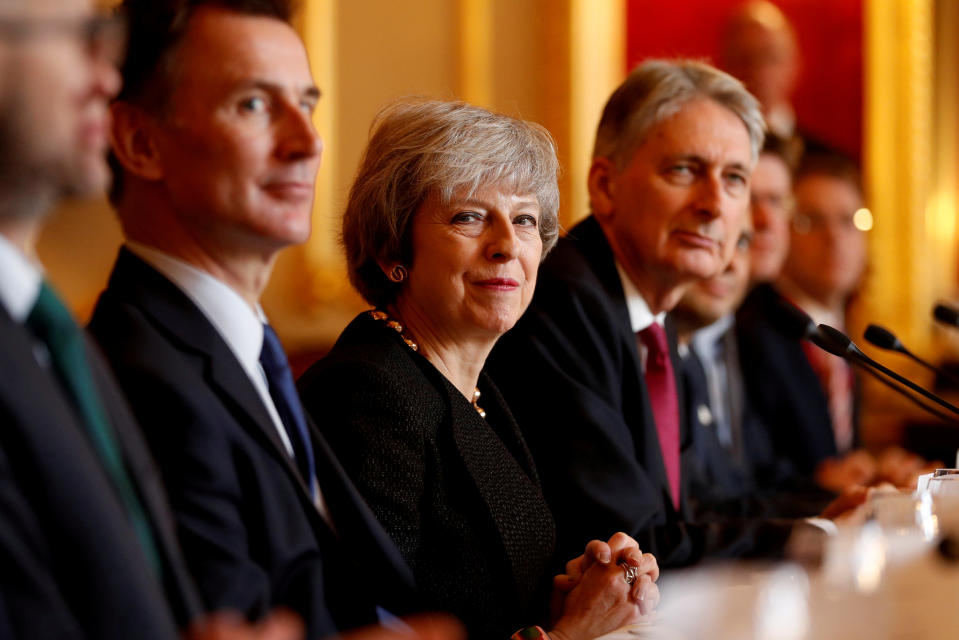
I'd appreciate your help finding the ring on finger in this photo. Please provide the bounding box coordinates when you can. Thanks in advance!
[619,562,640,585]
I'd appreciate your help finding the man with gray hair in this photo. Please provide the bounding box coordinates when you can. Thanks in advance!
[489,59,806,567]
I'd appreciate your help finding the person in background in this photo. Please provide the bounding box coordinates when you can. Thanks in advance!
[674,135,804,508]
[747,133,801,285]
[753,152,867,474]
[298,98,659,640]
[673,140,834,517]
[90,0,424,636]
[719,0,800,142]
[673,226,773,508]
[739,146,939,493]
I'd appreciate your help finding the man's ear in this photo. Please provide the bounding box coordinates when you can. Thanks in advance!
[587,156,617,222]
[109,101,164,180]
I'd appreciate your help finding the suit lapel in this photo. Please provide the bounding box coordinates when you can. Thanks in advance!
[103,249,317,505]
[665,315,691,516]
[569,217,678,514]
[0,309,179,618]
[100,251,417,616]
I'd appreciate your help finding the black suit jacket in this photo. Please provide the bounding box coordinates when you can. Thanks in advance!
[0,305,201,639]
[736,283,838,474]
[680,348,756,505]
[298,312,555,639]
[680,342,833,520]
[89,249,416,638]
[488,216,794,567]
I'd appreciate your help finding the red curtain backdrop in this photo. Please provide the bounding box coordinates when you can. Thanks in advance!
[625,0,862,160]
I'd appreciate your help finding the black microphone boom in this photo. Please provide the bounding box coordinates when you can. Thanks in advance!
[824,348,957,425]
[934,303,959,328]
[864,323,959,387]
[818,324,959,416]
[768,305,958,424]
[863,324,903,352]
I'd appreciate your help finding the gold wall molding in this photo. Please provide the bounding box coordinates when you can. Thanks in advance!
[862,0,934,348]
[458,0,494,106]
[567,0,626,227]
[860,0,959,445]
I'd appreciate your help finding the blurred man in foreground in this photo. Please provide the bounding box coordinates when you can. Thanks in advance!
[0,1,203,636]
[0,1,461,639]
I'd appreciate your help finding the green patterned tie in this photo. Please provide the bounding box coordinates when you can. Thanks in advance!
[26,281,161,576]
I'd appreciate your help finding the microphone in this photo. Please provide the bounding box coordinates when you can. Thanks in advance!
[864,323,959,387]
[767,296,819,340]
[766,297,852,358]
[810,325,959,424]
[818,324,959,417]
[934,303,959,328]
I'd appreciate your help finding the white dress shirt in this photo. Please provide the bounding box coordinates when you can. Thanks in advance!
[616,261,666,372]
[127,242,298,457]
[0,234,42,323]
[126,243,332,520]
[689,314,744,455]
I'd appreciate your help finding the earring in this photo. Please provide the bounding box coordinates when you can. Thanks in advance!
[388,264,408,283]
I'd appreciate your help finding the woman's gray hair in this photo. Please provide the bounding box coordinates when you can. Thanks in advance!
[343,98,560,308]
[593,59,765,169]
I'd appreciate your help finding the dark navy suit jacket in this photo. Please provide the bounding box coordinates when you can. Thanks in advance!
[0,305,201,639]
[89,249,417,639]
[736,283,840,474]
[488,216,795,568]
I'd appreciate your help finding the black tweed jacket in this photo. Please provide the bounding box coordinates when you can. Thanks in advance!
[298,312,556,639]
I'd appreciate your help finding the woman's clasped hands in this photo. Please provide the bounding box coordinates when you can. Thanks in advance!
[548,532,660,640]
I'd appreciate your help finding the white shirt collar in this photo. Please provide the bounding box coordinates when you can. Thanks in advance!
[126,242,268,380]
[615,260,666,333]
[125,243,334,520]
[0,234,43,322]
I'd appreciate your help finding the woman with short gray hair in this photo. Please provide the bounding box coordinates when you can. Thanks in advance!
[299,98,658,639]
[342,98,561,307]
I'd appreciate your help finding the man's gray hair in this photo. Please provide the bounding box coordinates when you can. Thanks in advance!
[593,59,765,168]
[342,98,560,308]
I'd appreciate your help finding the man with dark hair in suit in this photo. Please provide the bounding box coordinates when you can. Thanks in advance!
[739,151,867,479]
[488,59,859,569]
[0,1,204,637]
[88,1,419,637]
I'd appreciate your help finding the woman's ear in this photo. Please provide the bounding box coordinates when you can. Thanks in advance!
[109,101,164,181]
[374,256,395,280]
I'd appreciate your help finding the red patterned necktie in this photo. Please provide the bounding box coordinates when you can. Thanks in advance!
[639,323,681,510]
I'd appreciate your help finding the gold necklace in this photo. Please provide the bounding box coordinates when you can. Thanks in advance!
[368,309,486,418]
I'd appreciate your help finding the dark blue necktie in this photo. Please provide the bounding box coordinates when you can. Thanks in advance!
[259,324,317,499]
